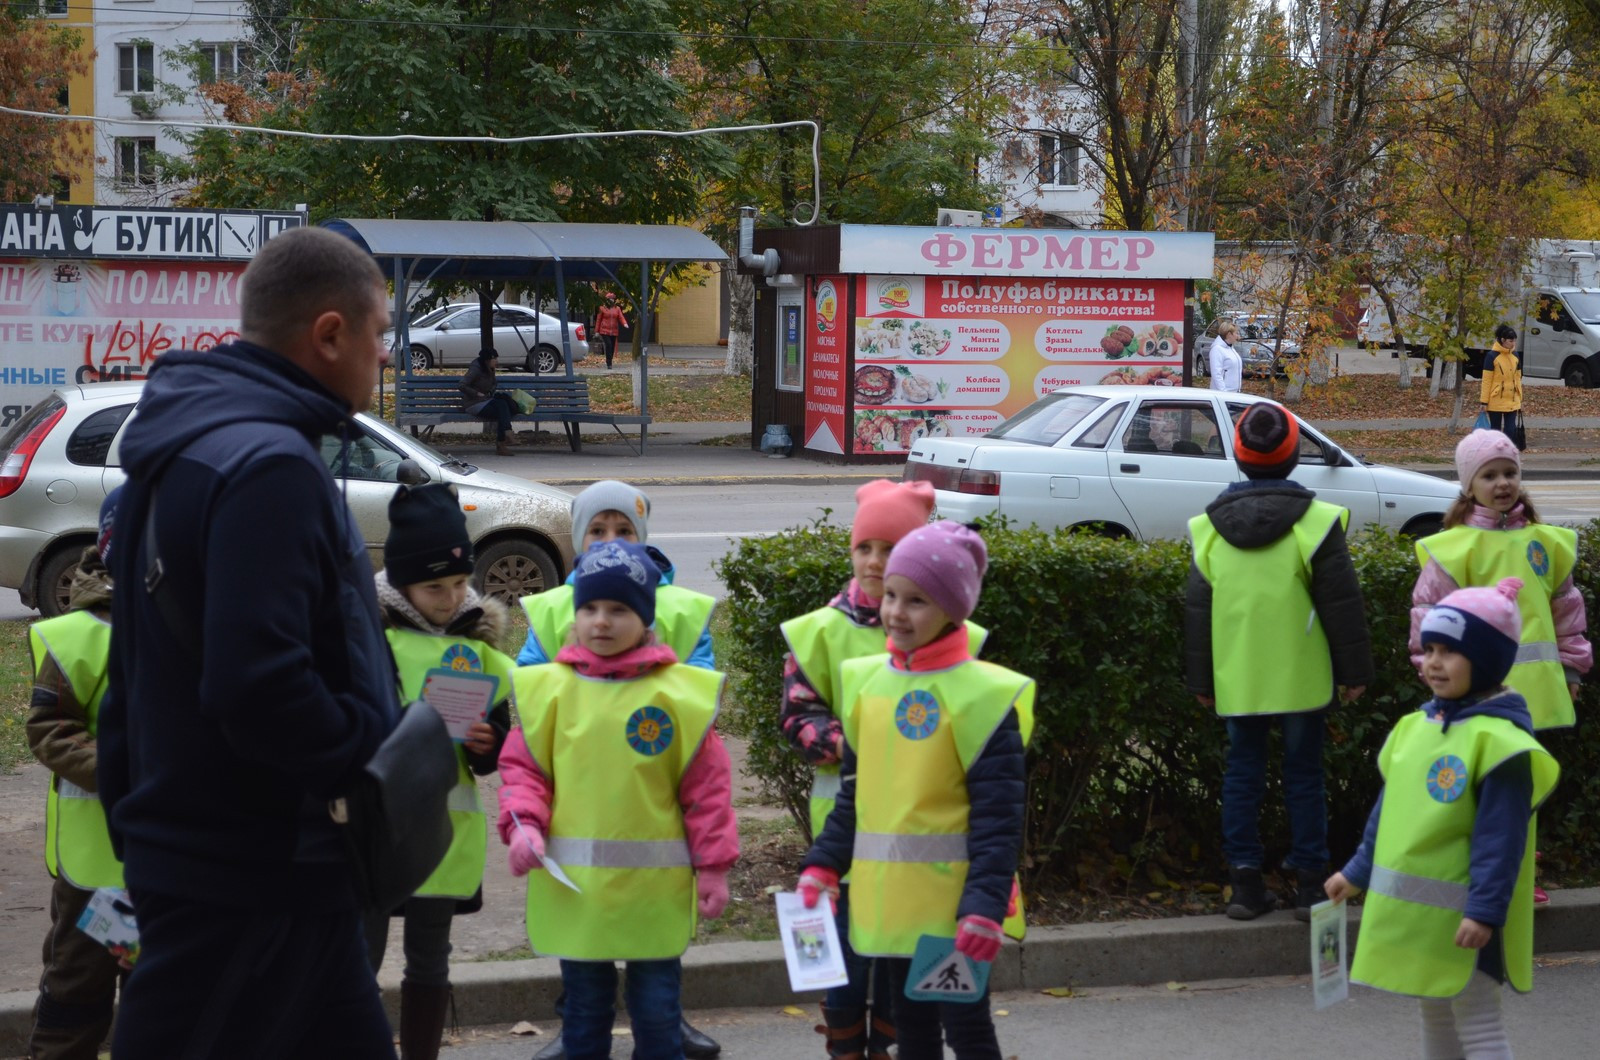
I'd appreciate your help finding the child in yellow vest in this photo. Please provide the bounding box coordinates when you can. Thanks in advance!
[364,483,516,1060]
[779,478,938,1059]
[1328,578,1557,1059]
[797,521,1033,1060]
[499,540,738,1060]
[1411,430,1590,904]
[26,490,125,1060]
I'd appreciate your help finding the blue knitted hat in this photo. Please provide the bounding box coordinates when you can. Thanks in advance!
[572,540,659,626]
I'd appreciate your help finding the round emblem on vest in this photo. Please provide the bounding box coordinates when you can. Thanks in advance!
[895,690,941,740]
[1527,541,1550,577]
[1427,754,1469,803]
[626,706,675,756]
[442,643,483,672]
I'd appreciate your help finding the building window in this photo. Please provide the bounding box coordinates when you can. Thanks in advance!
[197,42,249,83]
[43,0,69,16]
[118,43,155,93]
[1038,133,1080,188]
[116,138,157,185]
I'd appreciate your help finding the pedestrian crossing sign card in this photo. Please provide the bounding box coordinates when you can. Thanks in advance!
[905,933,990,1003]
[1310,898,1348,1009]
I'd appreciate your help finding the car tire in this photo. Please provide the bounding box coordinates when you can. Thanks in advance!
[475,539,560,607]
[1563,359,1594,389]
[528,345,562,375]
[1194,353,1208,377]
[37,544,86,619]
[1402,515,1444,539]
[409,345,434,372]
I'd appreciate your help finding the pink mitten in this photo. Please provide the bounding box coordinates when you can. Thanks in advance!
[1007,878,1020,919]
[507,828,546,877]
[697,869,730,919]
[797,867,840,912]
[954,915,1004,963]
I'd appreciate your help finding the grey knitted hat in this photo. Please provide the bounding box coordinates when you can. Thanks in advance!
[570,479,651,549]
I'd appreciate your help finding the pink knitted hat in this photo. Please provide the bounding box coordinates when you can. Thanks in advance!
[1420,577,1525,692]
[884,520,987,624]
[852,479,935,546]
[1455,429,1520,490]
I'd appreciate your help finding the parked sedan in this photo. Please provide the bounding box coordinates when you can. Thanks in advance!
[0,382,575,617]
[1237,319,1303,378]
[387,302,588,374]
[903,385,1458,541]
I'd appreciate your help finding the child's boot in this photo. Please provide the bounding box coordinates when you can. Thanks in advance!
[815,1003,867,1059]
[866,1001,896,1059]
[1293,865,1330,922]
[1226,866,1278,920]
[680,1018,722,1058]
[399,981,452,1060]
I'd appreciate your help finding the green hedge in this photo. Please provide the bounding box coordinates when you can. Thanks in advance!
[715,517,1600,888]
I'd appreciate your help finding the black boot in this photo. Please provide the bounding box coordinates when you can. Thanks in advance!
[531,1030,565,1060]
[866,1001,895,1059]
[681,1017,722,1058]
[815,1004,867,1059]
[1226,866,1278,920]
[1293,866,1330,922]
[399,982,452,1060]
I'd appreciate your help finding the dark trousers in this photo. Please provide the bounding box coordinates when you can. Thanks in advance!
[599,334,619,368]
[883,957,1001,1060]
[31,876,124,1060]
[560,958,681,1060]
[111,891,395,1060]
[1487,409,1519,445]
[363,895,455,988]
[1222,709,1329,872]
[825,884,892,1012]
[473,393,517,440]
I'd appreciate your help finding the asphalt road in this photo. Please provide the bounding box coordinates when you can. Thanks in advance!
[436,953,1600,1058]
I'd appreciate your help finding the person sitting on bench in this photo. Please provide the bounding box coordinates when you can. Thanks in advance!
[460,348,519,456]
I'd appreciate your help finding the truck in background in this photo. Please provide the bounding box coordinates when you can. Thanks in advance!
[1358,239,1600,388]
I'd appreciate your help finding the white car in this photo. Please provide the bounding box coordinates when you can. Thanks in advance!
[387,302,588,374]
[903,385,1459,540]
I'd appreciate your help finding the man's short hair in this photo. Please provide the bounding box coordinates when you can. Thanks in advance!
[239,227,386,351]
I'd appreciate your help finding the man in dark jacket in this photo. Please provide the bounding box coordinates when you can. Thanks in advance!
[1185,402,1375,923]
[98,226,400,1059]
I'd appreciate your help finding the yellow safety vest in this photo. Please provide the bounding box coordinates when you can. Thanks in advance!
[520,583,716,664]
[29,611,123,890]
[1417,524,1579,730]
[780,608,988,838]
[1352,710,1557,998]
[839,655,1035,957]
[514,661,724,961]
[1189,500,1348,716]
[387,628,517,900]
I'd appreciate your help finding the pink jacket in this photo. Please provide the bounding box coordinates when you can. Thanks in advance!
[1409,504,1593,677]
[496,641,739,873]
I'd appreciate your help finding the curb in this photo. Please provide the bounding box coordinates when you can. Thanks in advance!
[8,888,1597,1053]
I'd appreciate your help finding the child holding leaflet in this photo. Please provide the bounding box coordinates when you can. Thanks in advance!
[499,541,738,1060]
[1328,578,1557,1058]
[365,484,515,1060]
[797,522,1033,1060]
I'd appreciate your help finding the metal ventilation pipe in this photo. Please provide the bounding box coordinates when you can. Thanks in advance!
[738,205,780,276]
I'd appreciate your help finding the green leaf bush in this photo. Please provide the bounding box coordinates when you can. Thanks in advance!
[715,517,1600,889]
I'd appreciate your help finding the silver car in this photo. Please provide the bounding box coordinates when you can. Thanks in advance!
[1,382,575,618]
[386,303,588,374]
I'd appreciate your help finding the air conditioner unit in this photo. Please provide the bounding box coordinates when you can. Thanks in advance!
[937,208,984,227]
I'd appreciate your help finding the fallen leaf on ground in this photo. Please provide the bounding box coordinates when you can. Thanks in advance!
[995,1009,1010,1016]
[509,1021,540,1036]
[763,884,786,895]
[1042,986,1079,998]
[1167,981,1188,991]
[782,1006,807,1016]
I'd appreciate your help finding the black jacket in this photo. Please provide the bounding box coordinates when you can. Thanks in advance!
[1185,480,1375,701]
[98,342,399,911]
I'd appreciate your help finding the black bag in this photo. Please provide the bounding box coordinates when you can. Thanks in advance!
[1513,410,1528,452]
[329,700,458,912]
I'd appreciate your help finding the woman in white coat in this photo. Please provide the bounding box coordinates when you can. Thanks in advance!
[1208,321,1242,392]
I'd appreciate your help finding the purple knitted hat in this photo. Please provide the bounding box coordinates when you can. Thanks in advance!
[883,520,988,624]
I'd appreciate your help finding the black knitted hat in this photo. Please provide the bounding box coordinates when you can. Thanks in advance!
[384,484,474,587]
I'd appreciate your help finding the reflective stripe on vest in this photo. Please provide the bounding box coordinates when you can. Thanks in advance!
[30,611,123,890]
[1367,865,1468,912]
[1417,524,1578,730]
[522,583,717,664]
[1189,500,1347,716]
[515,661,723,961]
[840,656,1034,957]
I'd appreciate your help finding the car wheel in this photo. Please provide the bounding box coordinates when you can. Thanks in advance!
[1563,359,1594,388]
[528,345,562,374]
[475,539,560,606]
[409,345,434,372]
[1401,515,1444,539]
[37,545,86,619]
[1194,353,1208,376]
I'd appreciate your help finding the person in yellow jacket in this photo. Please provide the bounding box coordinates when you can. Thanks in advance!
[499,540,738,1060]
[26,490,125,1060]
[1328,578,1557,1059]
[1185,402,1374,922]
[797,522,1033,1060]
[1479,324,1523,446]
[364,484,515,1060]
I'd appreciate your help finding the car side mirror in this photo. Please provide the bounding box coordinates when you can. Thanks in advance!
[396,458,429,485]
[1320,440,1344,467]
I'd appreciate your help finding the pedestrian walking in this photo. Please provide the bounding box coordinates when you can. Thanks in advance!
[26,491,125,1060]
[498,541,738,1060]
[1185,401,1374,920]
[1327,578,1558,1059]
[1479,325,1524,449]
[364,483,516,1060]
[797,521,1034,1060]
[1411,429,1590,905]
[1208,320,1242,392]
[594,293,628,369]
[97,226,400,1059]
[459,348,519,456]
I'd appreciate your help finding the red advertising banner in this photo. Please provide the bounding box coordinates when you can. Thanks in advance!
[804,275,849,454]
[849,274,1186,454]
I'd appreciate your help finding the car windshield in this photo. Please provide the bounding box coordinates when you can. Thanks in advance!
[986,393,1107,446]
[1562,291,1600,325]
[357,413,478,476]
[408,305,453,329]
